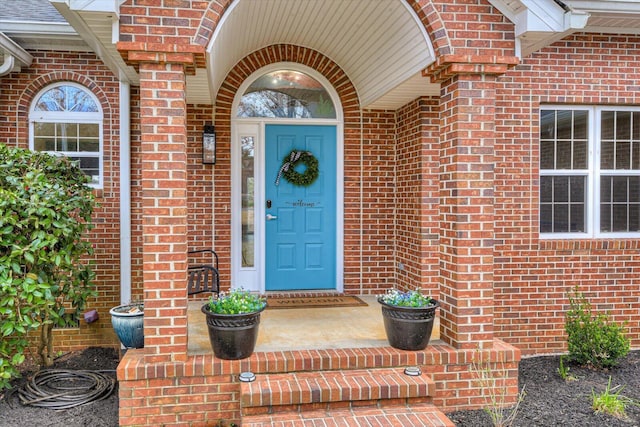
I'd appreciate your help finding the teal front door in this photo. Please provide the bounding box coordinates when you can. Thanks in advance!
[265,124,337,291]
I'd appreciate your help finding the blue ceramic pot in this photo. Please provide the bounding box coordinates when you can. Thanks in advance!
[110,303,144,349]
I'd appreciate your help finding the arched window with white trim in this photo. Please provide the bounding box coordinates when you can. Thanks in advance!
[237,69,336,119]
[29,83,103,187]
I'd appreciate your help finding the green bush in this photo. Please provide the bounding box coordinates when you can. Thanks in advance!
[565,287,630,369]
[0,144,97,389]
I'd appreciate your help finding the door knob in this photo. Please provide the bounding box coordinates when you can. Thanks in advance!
[266,213,278,221]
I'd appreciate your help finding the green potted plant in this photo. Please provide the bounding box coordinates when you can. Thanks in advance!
[377,288,439,351]
[201,288,267,360]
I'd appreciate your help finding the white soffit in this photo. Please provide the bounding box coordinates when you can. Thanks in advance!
[489,0,640,57]
[199,0,438,110]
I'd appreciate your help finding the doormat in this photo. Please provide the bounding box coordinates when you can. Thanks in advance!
[266,295,367,309]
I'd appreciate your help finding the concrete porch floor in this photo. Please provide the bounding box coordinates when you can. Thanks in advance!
[187,295,441,354]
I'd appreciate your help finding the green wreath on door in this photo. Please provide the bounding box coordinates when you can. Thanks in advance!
[275,150,319,187]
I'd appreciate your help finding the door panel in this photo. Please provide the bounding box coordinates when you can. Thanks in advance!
[265,124,336,290]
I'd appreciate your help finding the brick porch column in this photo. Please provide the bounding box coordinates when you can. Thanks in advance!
[428,57,517,350]
[138,61,189,361]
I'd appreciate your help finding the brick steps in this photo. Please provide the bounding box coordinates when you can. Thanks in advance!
[242,404,454,426]
[241,368,454,426]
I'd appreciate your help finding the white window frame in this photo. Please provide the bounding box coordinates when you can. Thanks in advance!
[29,82,104,189]
[541,105,640,239]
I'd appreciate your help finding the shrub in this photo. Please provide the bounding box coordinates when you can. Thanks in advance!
[565,287,630,368]
[0,144,96,389]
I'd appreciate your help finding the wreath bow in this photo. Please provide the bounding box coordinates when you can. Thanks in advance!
[275,150,319,187]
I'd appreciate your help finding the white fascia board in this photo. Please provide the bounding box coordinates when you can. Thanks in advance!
[491,0,590,57]
[0,20,77,37]
[491,0,588,36]
[489,0,564,32]
[0,32,33,66]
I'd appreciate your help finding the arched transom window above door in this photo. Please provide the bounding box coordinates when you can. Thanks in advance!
[237,70,336,119]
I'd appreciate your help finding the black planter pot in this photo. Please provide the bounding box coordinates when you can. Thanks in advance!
[201,304,266,360]
[378,298,439,351]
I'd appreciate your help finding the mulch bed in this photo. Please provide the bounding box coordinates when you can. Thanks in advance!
[0,347,120,427]
[0,347,638,426]
[448,350,640,427]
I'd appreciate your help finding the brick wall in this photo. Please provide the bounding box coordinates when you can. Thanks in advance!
[359,110,396,293]
[138,61,189,359]
[130,86,144,303]
[428,0,515,57]
[494,33,640,354]
[0,50,122,351]
[394,98,441,298]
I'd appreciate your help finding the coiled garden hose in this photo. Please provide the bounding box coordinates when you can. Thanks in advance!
[14,369,116,410]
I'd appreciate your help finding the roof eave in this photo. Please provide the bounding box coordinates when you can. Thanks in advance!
[490,0,590,57]
[49,0,138,84]
[0,32,33,66]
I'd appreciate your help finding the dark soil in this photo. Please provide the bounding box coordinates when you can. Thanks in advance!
[448,350,640,427]
[0,348,638,426]
[0,347,120,427]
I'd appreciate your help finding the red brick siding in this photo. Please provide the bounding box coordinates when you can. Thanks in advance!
[494,33,640,354]
[119,0,205,45]
[186,105,215,254]
[138,62,189,359]
[429,0,515,57]
[0,50,122,350]
[359,110,397,293]
[130,86,144,302]
[395,98,441,298]
[437,73,498,349]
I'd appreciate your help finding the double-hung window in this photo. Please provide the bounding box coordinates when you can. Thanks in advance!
[540,106,640,237]
[29,83,103,188]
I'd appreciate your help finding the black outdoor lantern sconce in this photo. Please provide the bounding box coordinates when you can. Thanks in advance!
[202,124,216,164]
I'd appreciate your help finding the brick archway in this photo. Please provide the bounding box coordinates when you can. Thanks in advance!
[16,71,113,149]
[215,44,358,117]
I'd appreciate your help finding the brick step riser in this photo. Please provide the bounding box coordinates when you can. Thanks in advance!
[242,403,456,427]
[242,396,433,417]
[240,368,436,410]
